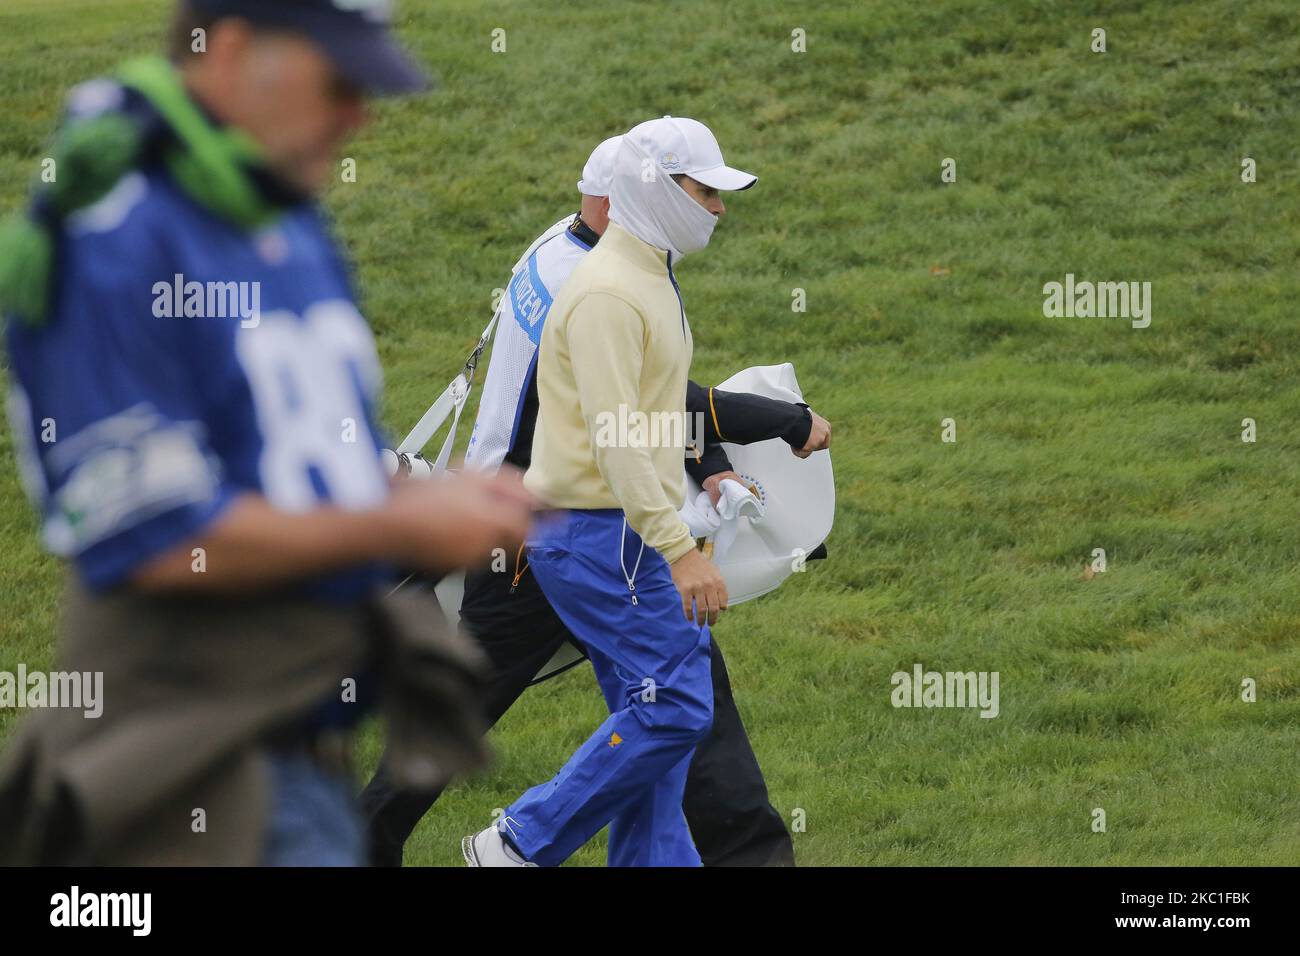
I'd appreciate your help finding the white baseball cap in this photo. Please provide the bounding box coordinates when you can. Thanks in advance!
[577,135,624,196]
[625,115,757,191]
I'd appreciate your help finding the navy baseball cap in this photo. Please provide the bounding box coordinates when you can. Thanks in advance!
[188,0,430,95]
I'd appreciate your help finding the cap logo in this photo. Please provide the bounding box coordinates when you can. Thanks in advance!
[659,151,682,171]
[332,0,393,24]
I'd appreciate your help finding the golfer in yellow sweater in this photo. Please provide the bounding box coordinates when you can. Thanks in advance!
[462,116,757,866]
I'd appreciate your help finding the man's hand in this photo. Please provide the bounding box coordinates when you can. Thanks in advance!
[380,468,537,573]
[131,468,538,594]
[794,409,831,459]
[701,470,746,507]
[669,547,728,626]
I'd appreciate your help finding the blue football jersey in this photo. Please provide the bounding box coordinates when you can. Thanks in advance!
[5,168,393,599]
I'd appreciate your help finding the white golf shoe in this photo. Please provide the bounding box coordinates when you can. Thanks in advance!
[461,824,536,867]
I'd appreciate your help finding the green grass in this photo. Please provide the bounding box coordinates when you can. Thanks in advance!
[2,0,1298,865]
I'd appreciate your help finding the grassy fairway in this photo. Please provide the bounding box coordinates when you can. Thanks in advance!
[2,0,1298,866]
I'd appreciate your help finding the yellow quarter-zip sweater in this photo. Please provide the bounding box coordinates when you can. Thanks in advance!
[523,221,696,563]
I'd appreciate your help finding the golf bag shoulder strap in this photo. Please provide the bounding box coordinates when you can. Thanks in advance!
[396,311,498,464]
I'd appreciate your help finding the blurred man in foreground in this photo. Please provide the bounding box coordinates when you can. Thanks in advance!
[0,0,533,865]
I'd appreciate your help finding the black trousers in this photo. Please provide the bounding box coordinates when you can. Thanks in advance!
[360,561,794,867]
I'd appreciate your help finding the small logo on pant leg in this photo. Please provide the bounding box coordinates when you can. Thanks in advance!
[609,732,623,747]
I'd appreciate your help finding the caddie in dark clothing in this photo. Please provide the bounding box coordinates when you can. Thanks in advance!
[0,0,535,865]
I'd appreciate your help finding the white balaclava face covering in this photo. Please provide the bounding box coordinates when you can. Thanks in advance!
[607,135,718,261]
